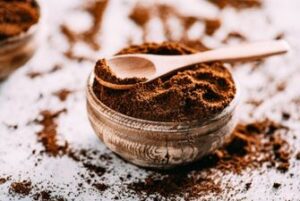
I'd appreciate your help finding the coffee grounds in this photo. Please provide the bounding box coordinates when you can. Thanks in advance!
[35,109,68,156]
[29,108,111,198]
[128,4,222,42]
[204,19,222,35]
[222,31,247,44]
[32,190,66,201]
[0,0,39,41]
[296,152,300,160]
[208,0,262,9]
[92,183,109,192]
[53,89,72,102]
[275,32,285,40]
[27,64,63,79]
[245,182,251,191]
[129,4,151,41]
[126,119,290,199]
[128,174,221,199]
[0,177,8,185]
[60,0,108,61]
[282,112,290,121]
[93,42,236,122]
[9,180,32,196]
[273,183,281,189]
[33,109,108,179]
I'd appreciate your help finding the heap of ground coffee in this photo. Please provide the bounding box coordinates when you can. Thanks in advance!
[0,0,39,41]
[93,42,236,122]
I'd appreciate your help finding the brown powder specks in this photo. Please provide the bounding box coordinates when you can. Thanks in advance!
[27,64,63,79]
[129,4,151,41]
[32,190,66,201]
[128,174,221,199]
[0,177,8,185]
[60,0,109,60]
[128,3,222,43]
[208,0,262,9]
[130,5,151,27]
[204,19,221,35]
[10,180,32,196]
[296,152,300,160]
[273,183,281,189]
[53,89,72,102]
[127,119,290,199]
[83,0,109,50]
[93,183,108,192]
[36,109,68,156]
[222,31,247,43]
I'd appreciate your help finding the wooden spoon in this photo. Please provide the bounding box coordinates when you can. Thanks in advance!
[96,40,290,90]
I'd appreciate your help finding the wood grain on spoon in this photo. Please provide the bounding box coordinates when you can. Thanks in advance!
[96,40,290,90]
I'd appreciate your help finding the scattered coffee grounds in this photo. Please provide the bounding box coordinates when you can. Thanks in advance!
[128,174,221,199]
[0,177,8,185]
[126,119,291,199]
[129,4,151,41]
[204,19,221,35]
[180,39,210,52]
[273,182,281,189]
[93,42,236,121]
[3,123,18,130]
[128,4,222,42]
[0,0,39,40]
[282,112,290,121]
[60,0,108,60]
[208,0,262,9]
[7,177,67,200]
[222,31,247,43]
[9,180,32,196]
[156,5,174,41]
[67,149,107,179]
[275,32,285,40]
[92,183,108,192]
[35,109,68,156]
[296,152,300,160]
[130,5,150,28]
[32,108,110,193]
[33,191,51,200]
[32,190,66,201]
[245,182,252,191]
[53,89,72,102]
[27,64,63,79]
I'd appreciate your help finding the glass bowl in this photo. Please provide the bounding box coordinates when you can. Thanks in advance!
[86,71,240,169]
[0,0,41,80]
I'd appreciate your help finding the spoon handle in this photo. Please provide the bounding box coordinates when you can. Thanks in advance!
[194,40,289,62]
[158,40,290,72]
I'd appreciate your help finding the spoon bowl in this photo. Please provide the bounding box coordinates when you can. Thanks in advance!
[107,55,156,79]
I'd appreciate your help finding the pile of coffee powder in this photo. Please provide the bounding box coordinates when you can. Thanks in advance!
[0,0,39,40]
[93,42,236,122]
